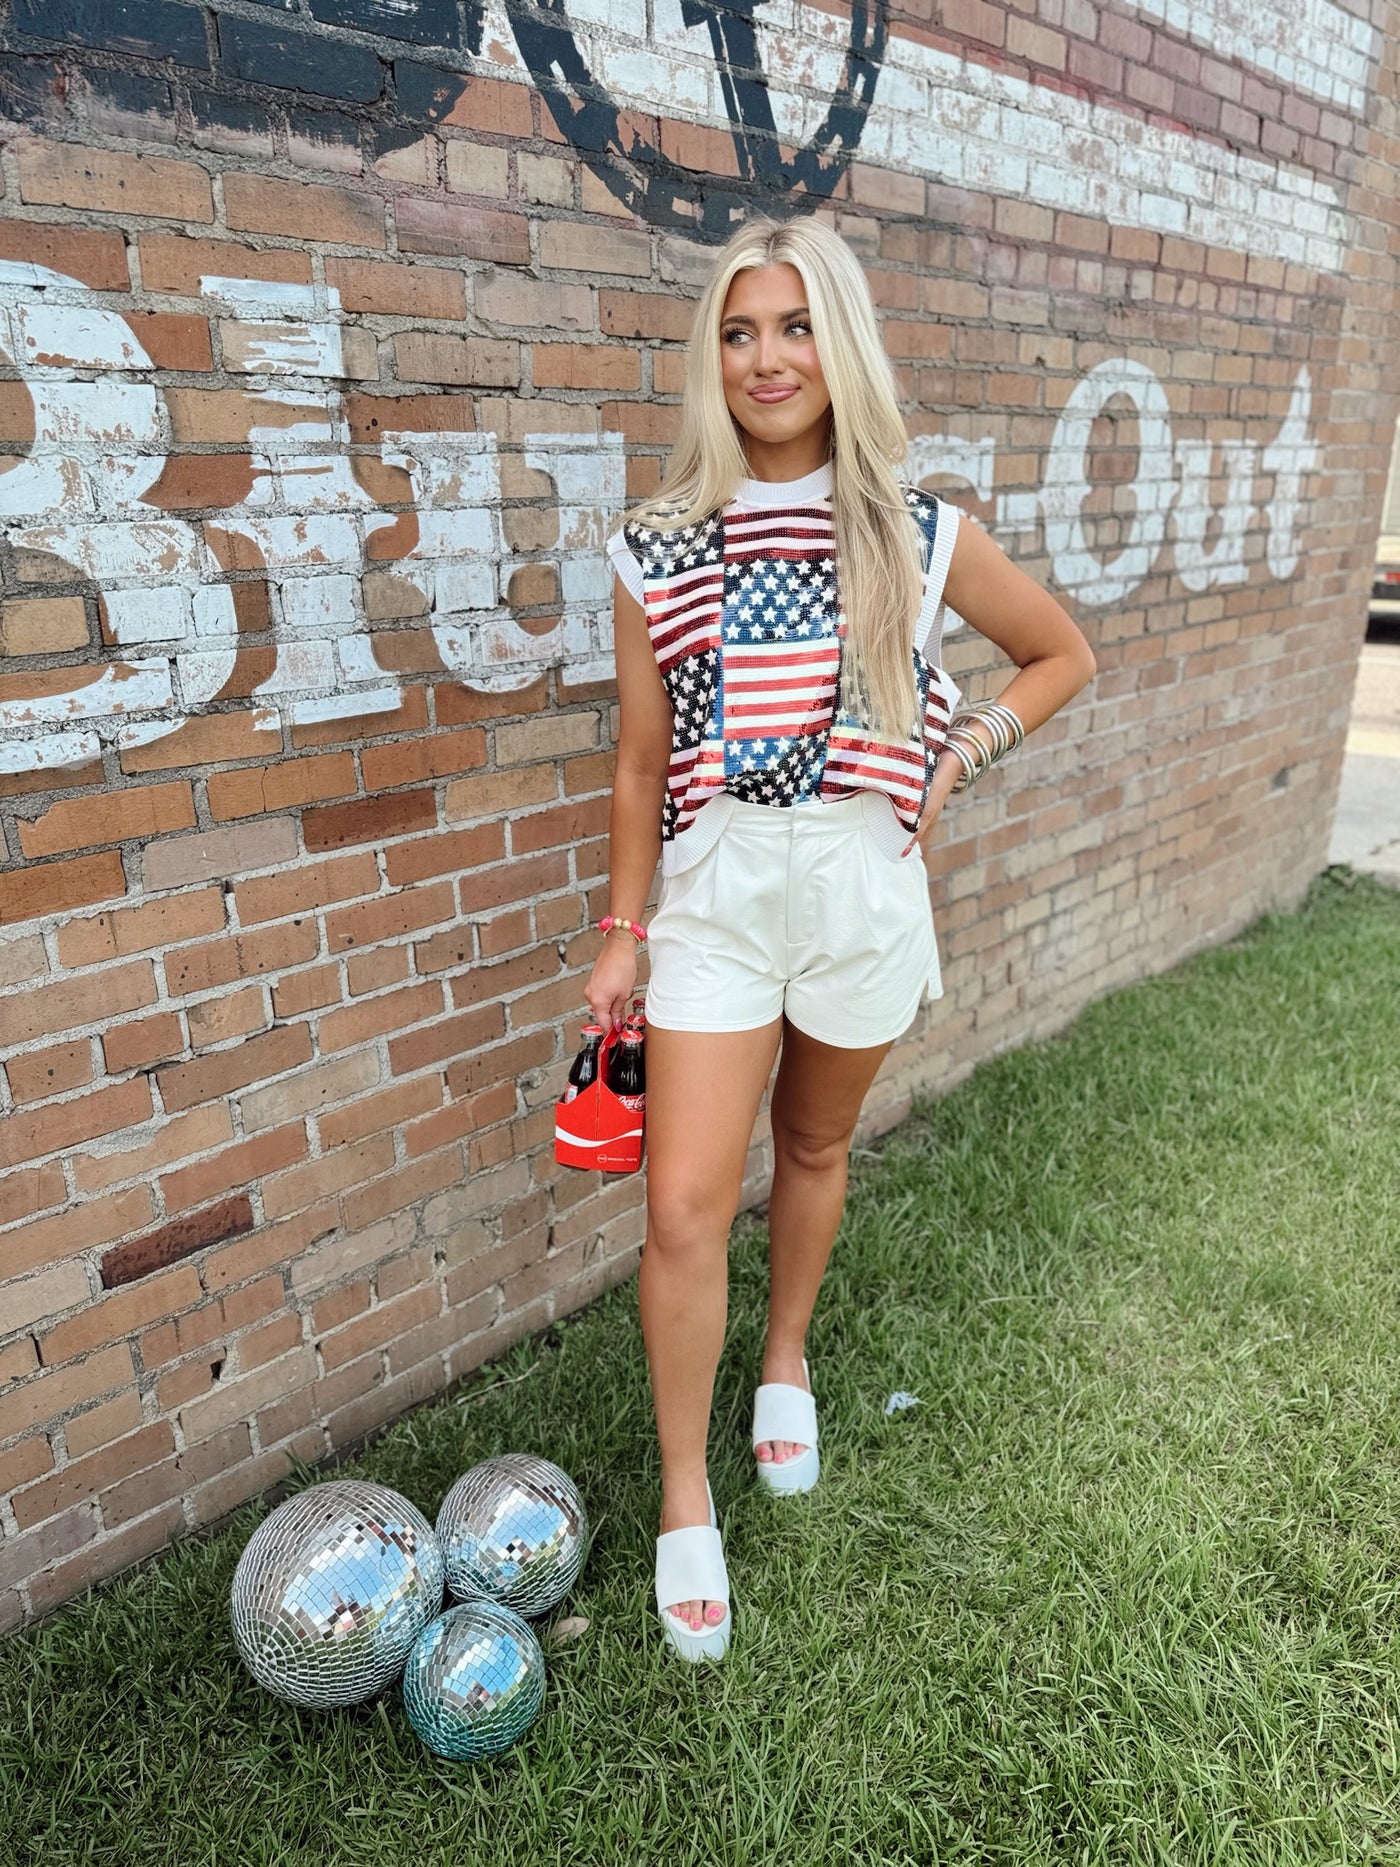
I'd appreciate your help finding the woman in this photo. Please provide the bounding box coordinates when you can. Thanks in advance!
[588,214,1096,1663]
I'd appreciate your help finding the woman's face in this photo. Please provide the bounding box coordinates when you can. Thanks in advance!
[719,262,832,450]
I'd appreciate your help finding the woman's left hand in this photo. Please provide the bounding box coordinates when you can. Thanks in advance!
[900,753,961,857]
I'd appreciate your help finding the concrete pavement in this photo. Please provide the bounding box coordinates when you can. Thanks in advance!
[1327,639,1400,884]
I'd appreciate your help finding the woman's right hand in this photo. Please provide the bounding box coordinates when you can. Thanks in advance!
[587,930,639,1032]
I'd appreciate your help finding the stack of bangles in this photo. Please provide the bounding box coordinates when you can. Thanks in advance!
[598,915,647,944]
[942,698,1026,794]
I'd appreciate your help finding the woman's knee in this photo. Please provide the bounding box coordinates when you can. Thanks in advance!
[771,1117,850,1177]
[646,1175,736,1260]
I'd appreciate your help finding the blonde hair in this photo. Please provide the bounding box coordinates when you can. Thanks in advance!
[628,213,925,741]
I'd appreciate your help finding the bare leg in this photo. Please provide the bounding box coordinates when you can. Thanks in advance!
[757,1016,895,1466]
[640,1016,783,1630]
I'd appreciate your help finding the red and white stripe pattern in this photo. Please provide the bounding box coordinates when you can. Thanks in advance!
[627,486,956,846]
[721,637,842,741]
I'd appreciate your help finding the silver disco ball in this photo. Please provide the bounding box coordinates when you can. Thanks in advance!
[435,1454,589,1618]
[230,1479,445,1708]
[402,1600,546,1760]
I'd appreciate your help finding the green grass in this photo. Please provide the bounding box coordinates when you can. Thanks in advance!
[4,865,1400,1867]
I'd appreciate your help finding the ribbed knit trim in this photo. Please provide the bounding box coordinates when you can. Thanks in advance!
[730,461,834,508]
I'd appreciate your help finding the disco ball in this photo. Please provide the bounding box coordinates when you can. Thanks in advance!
[230,1479,445,1708]
[436,1453,589,1618]
[402,1600,546,1760]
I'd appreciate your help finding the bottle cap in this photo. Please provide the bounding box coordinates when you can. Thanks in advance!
[620,1029,642,1044]
[581,1021,605,1037]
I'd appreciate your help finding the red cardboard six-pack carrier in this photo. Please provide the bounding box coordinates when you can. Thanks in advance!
[554,1022,645,1174]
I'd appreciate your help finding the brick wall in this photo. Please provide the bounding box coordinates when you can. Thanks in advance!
[1,0,1396,1627]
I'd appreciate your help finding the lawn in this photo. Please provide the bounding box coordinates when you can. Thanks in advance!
[3,866,1399,1867]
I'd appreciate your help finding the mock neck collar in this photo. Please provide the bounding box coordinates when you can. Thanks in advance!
[731,460,834,508]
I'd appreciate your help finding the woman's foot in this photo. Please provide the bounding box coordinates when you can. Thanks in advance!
[660,1476,727,1633]
[754,1346,810,1468]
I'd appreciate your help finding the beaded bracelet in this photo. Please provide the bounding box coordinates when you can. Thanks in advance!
[598,915,648,945]
[944,699,1026,794]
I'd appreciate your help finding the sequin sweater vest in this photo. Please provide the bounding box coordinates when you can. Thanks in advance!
[608,470,963,877]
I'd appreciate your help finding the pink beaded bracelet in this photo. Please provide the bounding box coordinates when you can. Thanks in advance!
[598,915,648,944]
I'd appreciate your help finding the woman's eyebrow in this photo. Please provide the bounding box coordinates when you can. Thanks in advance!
[720,307,811,326]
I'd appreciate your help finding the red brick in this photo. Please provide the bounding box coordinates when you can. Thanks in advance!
[16,141,213,221]
[459,849,570,915]
[382,821,504,888]
[302,790,437,854]
[325,256,466,319]
[445,1028,551,1100]
[509,796,610,855]
[317,1075,441,1150]
[0,1077,153,1171]
[533,341,645,388]
[206,752,358,822]
[71,1105,231,1197]
[138,232,313,295]
[272,962,342,1019]
[11,1424,175,1531]
[39,1267,201,1367]
[240,1050,380,1134]
[323,879,456,953]
[396,196,528,264]
[57,886,226,970]
[3,1343,135,1440]
[159,1123,307,1216]
[346,947,410,995]
[315,980,444,1054]
[359,728,486,792]
[224,173,384,248]
[342,1145,461,1233]
[6,1038,93,1104]
[156,1023,313,1114]
[4,1185,153,1281]
[16,781,195,860]
[237,1312,303,1372]
[123,311,213,371]
[0,1161,65,1229]
[186,984,267,1049]
[261,1132,395,1221]
[63,1389,144,1459]
[318,1283,438,1371]
[101,1194,255,1289]
[101,1011,185,1075]
[0,851,127,928]
[0,1437,55,1499]
[387,1001,504,1077]
[164,918,320,996]
[233,853,380,927]
[0,219,129,289]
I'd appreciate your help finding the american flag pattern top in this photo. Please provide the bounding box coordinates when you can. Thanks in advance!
[621,482,958,848]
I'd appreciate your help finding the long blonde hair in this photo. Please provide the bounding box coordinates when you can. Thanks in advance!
[627,213,926,741]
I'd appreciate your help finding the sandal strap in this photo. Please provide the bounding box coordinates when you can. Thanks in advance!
[655,1524,728,1615]
[752,1380,818,1451]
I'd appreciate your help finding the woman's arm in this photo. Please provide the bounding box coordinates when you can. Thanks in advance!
[906,516,1097,853]
[585,575,673,1030]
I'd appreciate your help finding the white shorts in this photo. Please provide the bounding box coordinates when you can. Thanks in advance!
[644,791,942,1049]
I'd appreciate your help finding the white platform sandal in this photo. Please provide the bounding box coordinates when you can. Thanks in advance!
[752,1356,820,1494]
[654,1479,732,1662]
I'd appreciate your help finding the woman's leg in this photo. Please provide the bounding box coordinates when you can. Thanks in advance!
[641,1015,784,1630]
[756,1017,895,1466]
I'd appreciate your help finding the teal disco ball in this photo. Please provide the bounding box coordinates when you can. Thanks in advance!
[402,1600,546,1760]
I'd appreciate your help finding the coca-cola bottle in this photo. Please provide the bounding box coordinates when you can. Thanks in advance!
[625,996,647,1035]
[561,1022,605,1103]
[606,1028,646,1114]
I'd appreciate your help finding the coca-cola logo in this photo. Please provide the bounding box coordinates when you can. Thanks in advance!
[504,0,887,236]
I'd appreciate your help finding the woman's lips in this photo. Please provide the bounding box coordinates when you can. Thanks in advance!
[748,384,799,402]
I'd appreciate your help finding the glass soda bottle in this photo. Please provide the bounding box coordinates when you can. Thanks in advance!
[607,1028,646,1114]
[561,1022,605,1103]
